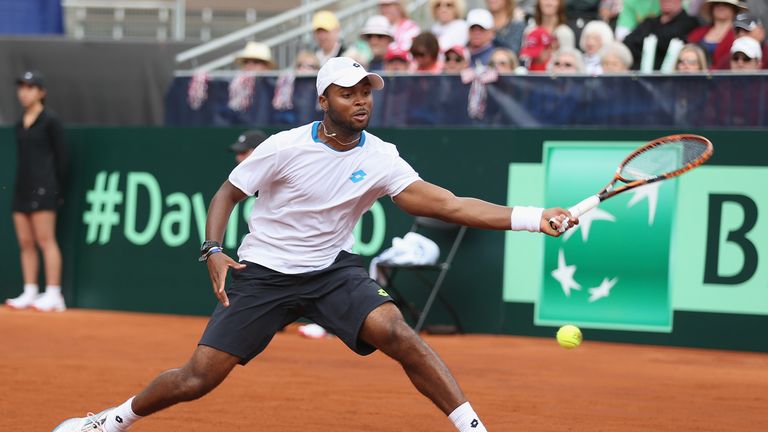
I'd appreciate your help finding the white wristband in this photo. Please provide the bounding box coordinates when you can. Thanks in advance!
[510,206,544,232]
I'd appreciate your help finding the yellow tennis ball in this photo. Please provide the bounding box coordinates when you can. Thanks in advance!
[556,325,582,349]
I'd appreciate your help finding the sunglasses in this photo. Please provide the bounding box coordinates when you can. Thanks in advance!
[411,50,428,57]
[677,58,699,66]
[554,61,575,68]
[435,2,454,8]
[731,52,756,62]
[445,55,464,63]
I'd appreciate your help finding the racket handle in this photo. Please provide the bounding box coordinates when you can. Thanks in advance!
[568,195,600,219]
[549,195,600,233]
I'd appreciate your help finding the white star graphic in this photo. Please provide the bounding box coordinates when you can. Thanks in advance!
[626,182,661,225]
[563,207,616,242]
[588,277,618,302]
[551,249,581,297]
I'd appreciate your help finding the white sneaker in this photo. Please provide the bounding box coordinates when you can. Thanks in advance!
[5,290,39,309]
[298,323,328,339]
[52,409,112,432]
[32,290,66,312]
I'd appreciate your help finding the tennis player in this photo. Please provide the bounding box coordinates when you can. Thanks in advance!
[53,57,577,432]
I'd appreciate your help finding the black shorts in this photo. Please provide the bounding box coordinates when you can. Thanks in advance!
[199,251,393,365]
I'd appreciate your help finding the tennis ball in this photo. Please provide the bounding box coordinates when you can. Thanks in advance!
[556,325,582,349]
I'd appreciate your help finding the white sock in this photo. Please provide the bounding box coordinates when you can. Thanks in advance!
[44,285,61,295]
[449,402,488,432]
[105,396,141,431]
[23,283,39,295]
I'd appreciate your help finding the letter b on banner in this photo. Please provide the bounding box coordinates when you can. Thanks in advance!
[704,194,758,285]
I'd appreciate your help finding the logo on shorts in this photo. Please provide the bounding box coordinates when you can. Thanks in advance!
[377,288,389,297]
[350,170,367,183]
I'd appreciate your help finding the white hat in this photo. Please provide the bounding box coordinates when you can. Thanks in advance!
[731,36,762,60]
[466,9,494,30]
[316,57,384,96]
[235,41,275,67]
[361,15,393,38]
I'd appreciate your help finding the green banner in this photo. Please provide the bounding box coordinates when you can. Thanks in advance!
[539,142,676,331]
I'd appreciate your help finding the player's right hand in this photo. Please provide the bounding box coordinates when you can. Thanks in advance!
[206,253,246,307]
[542,208,578,237]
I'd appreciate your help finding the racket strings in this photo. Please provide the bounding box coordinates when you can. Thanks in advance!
[620,139,710,180]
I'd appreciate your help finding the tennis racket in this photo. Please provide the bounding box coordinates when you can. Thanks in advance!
[550,134,714,232]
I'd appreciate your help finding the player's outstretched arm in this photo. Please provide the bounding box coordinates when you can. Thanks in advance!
[204,180,248,306]
[392,180,577,236]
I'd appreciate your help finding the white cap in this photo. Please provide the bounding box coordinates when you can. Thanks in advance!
[466,8,494,30]
[361,15,394,38]
[316,57,385,96]
[731,36,762,60]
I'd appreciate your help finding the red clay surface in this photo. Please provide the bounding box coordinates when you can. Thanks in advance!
[2,308,767,431]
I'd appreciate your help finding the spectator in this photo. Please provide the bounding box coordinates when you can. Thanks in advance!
[379,0,421,51]
[744,0,768,33]
[729,35,762,70]
[341,42,374,69]
[312,10,344,65]
[552,23,577,49]
[548,46,587,72]
[599,0,623,29]
[600,40,634,71]
[579,20,614,74]
[487,0,527,54]
[466,8,497,66]
[489,47,521,72]
[361,15,395,71]
[384,46,411,72]
[294,50,321,74]
[430,0,469,52]
[566,0,601,42]
[5,71,68,312]
[443,45,470,72]
[227,42,275,118]
[235,42,276,71]
[675,43,708,71]
[520,27,555,70]
[687,0,747,67]
[230,130,267,164]
[713,13,768,69]
[410,32,443,73]
[533,0,571,35]
[623,0,699,70]
[532,0,576,50]
[614,0,661,41]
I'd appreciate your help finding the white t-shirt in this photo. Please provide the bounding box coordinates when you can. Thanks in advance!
[228,122,421,274]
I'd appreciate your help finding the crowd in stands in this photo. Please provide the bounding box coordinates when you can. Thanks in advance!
[176,0,766,126]
[228,0,766,77]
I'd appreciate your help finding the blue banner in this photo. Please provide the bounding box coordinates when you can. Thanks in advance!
[0,0,64,34]
[165,73,768,128]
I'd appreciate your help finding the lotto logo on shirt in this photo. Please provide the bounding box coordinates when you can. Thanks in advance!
[349,170,367,183]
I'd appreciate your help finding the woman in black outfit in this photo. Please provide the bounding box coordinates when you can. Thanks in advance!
[5,71,68,312]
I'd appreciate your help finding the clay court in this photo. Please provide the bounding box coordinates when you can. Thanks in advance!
[2,308,766,431]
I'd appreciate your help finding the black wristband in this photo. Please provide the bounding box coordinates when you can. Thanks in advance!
[200,240,222,256]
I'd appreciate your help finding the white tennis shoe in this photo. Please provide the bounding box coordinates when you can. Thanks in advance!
[52,408,112,431]
[5,290,39,309]
[32,290,66,312]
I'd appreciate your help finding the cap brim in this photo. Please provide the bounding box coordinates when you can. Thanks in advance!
[333,71,385,91]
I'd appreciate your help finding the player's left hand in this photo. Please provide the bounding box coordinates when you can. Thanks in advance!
[206,253,246,307]
[541,208,578,237]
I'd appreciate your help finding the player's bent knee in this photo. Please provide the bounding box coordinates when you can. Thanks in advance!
[176,372,217,401]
